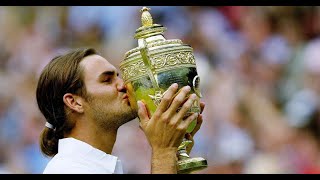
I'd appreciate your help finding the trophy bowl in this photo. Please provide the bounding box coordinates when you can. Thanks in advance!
[119,7,207,174]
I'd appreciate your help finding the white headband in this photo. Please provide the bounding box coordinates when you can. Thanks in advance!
[45,122,55,129]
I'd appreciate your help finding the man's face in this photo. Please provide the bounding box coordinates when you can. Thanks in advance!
[80,54,137,129]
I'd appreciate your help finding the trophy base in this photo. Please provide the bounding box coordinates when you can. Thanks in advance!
[177,157,208,174]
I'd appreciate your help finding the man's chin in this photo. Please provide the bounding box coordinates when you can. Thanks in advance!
[120,111,138,125]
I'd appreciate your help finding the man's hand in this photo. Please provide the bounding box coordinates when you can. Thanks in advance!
[137,83,199,173]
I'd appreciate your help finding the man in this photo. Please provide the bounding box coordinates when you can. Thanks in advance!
[36,47,204,174]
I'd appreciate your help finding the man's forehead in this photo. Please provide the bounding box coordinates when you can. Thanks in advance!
[80,54,117,73]
[80,54,117,78]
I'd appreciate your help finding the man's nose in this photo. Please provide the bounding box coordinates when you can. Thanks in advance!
[117,78,126,92]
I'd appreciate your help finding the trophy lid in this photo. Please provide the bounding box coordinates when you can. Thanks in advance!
[134,7,167,39]
[124,7,184,59]
[120,6,197,90]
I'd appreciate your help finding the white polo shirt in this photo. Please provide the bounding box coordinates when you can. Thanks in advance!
[43,138,123,174]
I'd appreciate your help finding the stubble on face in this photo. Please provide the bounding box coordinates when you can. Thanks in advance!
[83,86,138,131]
[79,54,139,131]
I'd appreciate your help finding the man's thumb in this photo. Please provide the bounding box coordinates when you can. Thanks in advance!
[137,101,149,127]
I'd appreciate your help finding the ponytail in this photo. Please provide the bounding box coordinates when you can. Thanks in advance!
[39,127,58,157]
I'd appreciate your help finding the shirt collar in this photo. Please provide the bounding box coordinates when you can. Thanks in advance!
[58,137,120,173]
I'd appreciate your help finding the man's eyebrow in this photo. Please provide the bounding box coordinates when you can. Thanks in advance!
[99,70,119,78]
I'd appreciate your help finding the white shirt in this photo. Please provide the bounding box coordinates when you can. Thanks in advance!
[43,138,123,174]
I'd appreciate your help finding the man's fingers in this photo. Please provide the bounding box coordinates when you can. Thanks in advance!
[179,113,199,131]
[166,86,191,115]
[175,93,197,122]
[155,83,179,114]
[137,101,150,129]
[185,133,194,141]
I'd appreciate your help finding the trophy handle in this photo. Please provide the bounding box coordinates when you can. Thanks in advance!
[138,38,160,91]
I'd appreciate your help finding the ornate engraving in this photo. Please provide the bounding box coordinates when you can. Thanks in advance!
[120,61,147,81]
[147,39,183,49]
[121,51,196,82]
[152,56,167,69]
[151,52,196,69]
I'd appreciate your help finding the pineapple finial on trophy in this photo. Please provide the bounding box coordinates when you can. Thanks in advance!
[134,7,166,39]
[140,7,153,27]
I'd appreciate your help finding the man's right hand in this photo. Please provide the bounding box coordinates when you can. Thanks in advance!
[137,83,199,173]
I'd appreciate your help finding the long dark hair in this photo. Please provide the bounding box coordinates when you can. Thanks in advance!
[36,48,97,157]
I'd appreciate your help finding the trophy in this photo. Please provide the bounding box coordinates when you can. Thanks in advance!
[119,7,207,174]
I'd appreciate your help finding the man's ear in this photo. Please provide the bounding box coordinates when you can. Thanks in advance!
[63,93,84,113]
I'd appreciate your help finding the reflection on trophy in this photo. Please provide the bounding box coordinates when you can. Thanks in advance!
[119,7,208,174]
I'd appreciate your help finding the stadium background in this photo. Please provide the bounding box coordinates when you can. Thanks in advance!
[1,6,320,174]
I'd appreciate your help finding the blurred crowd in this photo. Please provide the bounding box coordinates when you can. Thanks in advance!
[1,6,320,174]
